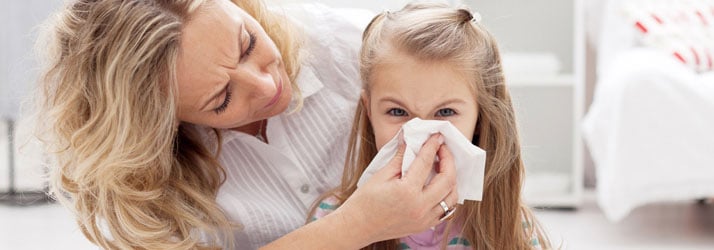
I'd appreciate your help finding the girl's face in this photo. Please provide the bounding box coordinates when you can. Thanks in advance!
[365,50,479,150]
[175,0,291,129]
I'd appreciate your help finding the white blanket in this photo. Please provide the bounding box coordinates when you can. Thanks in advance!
[583,48,714,221]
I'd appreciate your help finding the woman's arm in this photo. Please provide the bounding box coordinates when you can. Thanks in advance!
[261,134,457,249]
[261,204,373,249]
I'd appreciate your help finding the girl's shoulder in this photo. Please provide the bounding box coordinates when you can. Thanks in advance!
[309,195,341,222]
[520,209,547,249]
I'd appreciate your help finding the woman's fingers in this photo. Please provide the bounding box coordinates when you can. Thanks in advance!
[423,144,457,204]
[373,139,408,180]
[424,188,459,227]
[403,134,443,186]
[346,134,459,240]
[435,187,459,220]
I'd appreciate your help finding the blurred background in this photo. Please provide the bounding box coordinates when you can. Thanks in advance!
[2,0,713,249]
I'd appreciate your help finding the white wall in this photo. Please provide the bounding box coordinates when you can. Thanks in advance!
[270,0,411,11]
[0,1,62,193]
[0,1,62,120]
[269,0,462,12]
[1,0,576,119]
[270,0,574,74]
[0,0,577,191]
[463,0,574,73]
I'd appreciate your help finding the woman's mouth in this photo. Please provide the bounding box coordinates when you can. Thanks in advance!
[263,78,283,108]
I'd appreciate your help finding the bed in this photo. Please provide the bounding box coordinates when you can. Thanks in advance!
[582,0,714,221]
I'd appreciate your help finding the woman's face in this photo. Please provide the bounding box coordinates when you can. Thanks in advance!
[176,0,291,129]
[365,50,479,150]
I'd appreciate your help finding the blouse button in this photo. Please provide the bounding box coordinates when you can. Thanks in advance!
[300,184,310,193]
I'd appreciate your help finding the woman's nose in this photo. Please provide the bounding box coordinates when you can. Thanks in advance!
[236,60,280,98]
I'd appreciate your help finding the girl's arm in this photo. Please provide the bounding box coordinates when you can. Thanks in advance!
[261,134,457,249]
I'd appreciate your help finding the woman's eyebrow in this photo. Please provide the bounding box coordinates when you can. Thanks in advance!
[201,22,246,111]
[218,22,244,69]
[234,22,245,67]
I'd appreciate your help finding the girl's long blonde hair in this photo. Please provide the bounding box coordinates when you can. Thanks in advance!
[309,3,550,249]
[36,0,301,249]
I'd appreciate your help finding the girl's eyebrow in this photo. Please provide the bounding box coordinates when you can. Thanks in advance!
[434,99,468,107]
[378,97,467,107]
[378,97,407,107]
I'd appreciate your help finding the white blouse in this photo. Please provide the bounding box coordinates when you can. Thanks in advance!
[210,4,366,249]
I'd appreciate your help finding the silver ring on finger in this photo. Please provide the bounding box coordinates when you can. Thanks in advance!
[439,200,449,213]
[439,206,457,222]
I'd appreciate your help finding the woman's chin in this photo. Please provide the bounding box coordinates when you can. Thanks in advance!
[267,91,293,117]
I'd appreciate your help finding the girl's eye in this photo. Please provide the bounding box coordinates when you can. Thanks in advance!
[387,108,408,116]
[436,108,456,117]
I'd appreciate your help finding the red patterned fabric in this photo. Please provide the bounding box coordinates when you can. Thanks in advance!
[623,1,714,72]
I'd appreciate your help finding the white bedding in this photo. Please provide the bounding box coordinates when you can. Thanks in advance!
[583,48,714,221]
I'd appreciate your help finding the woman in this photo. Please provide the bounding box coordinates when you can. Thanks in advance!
[36,0,458,249]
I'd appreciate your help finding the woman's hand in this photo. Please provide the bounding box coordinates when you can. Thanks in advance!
[337,133,458,245]
[261,133,457,250]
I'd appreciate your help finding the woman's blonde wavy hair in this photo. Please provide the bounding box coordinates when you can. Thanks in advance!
[309,3,551,250]
[35,0,301,249]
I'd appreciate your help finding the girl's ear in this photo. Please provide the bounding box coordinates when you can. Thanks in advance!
[361,90,371,119]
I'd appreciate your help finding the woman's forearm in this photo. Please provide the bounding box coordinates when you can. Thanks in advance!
[262,134,455,249]
[260,207,373,249]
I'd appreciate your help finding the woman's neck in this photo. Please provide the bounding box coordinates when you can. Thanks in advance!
[232,119,267,142]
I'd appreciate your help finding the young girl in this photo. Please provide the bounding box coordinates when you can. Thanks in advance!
[308,3,551,250]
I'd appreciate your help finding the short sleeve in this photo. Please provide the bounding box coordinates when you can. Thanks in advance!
[280,3,371,101]
[309,195,342,222]
[522,220,544,249]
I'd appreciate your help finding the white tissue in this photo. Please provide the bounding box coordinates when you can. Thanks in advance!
[356,118,486,204]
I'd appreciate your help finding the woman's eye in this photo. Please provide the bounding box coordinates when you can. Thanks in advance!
[242,30,256,58]
[436,108,456,117]
[214,85,232,114]
[387,108,408,116]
